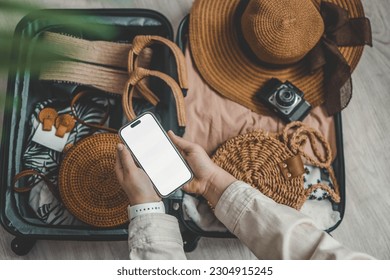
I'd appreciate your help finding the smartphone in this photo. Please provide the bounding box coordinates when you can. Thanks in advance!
[119,112,193,197]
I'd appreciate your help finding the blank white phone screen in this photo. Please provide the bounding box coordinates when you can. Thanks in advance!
[120,113,192,197]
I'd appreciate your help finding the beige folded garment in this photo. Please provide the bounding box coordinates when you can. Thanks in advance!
[182,46,337,159]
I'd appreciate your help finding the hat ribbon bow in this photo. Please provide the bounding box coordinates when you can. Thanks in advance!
[307,1,372,115]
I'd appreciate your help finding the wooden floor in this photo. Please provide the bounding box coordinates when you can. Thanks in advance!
[0,0,389,260]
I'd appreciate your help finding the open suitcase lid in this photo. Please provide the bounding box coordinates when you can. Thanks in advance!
[172,15,346,252]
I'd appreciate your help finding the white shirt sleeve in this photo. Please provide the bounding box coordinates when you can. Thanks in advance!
[215,181,374,260]
[127,213,187,260]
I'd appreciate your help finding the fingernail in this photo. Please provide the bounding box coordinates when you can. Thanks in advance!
[117,143,124,151]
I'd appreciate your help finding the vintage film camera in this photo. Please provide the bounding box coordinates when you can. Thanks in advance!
[256,78,312,122]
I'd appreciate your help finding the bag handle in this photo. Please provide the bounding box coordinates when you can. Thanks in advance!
[128,35,188,90]
[281,121,341,203]
[70,90,118,133]
[122,67,186,127]
[13,169,60,200]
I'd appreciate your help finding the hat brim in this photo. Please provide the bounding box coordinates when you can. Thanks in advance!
[189,0,365,115]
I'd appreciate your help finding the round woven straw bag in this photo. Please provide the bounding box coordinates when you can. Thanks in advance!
[211,122,340,210]
[59,133,129,227]
[58,91,128,228]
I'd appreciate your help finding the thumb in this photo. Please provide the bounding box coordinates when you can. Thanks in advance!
[117,143,137,173]
[168,130,194,153]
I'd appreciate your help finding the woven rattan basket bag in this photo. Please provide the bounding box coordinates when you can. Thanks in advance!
[10,90,128,228]
[58,65,188,227]
[56,90,128,228]
[59,132,128,228]
[211,121,340,210]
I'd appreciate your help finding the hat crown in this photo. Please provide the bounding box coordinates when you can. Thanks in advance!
[241,0,324,65]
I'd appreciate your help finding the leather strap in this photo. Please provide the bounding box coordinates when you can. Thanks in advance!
[278,155,305,180]
[70,90,117,133]
[123,67,187,127]
[128,35,188,90]
[12,169,59,199]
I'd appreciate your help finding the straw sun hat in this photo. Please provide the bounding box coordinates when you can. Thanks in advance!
[189,0,371,116]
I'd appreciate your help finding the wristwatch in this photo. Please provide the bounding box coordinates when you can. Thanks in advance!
[128,201,165,220]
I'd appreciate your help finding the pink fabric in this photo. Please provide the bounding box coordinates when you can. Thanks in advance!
[183,47,337,159]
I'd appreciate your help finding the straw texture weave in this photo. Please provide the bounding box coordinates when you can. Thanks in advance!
[212,131,307,209]
[211,122,340,210]
[189,0,366,115]
[241,0,324,65]
[59,133,129,227]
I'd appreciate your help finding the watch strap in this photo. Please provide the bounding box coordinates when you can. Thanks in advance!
[128,201,165,220]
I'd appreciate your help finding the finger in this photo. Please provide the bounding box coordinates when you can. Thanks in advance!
[182,180,196,194]
[117,143,137,174]
[182,183,195,194]
[168,130,193,152]
[115,149,123,185]
[115,145,126,184]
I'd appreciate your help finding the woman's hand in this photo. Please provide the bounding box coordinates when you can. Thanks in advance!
[115,143,161,205]
[114,131,236,207]
[168,131,236,206]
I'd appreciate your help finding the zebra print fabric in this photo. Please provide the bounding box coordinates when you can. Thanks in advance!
[23,97,112,225]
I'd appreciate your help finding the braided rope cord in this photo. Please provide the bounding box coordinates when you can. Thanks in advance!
[211,121,341,210]
[282,122,340,203]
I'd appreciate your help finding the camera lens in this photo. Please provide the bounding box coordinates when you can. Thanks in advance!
[275,87,296,108]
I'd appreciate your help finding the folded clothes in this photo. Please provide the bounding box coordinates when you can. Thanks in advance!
[182,195,227,232]
[23,97,111,225]
[181,45,340,231]
[28,181,83,225]
[182,164,340,232]
[182,47,337,159]
[304,165,335,201]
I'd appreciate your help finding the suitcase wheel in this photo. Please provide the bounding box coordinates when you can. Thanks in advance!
[11,237,36,256]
